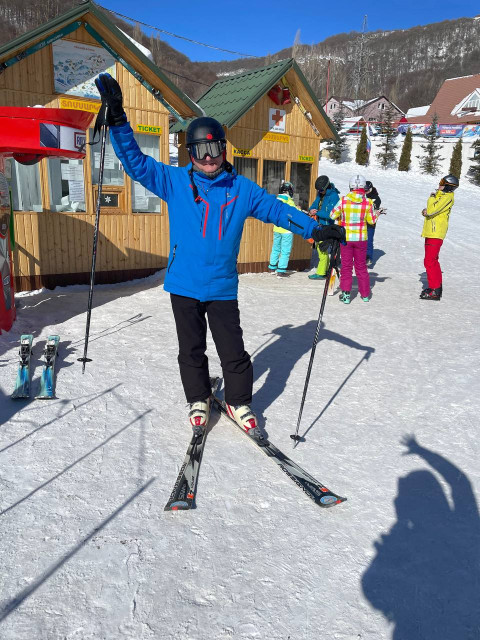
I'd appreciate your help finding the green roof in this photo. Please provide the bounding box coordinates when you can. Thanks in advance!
[0,0,201,119]
[171,58,337,138]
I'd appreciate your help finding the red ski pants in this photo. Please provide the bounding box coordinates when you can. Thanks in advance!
[424,238,443,289]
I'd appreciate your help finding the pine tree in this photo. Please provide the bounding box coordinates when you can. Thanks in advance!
[398,128,413,171]
[468,139,480,186]
[448,137,462,179]
[356,126,369,165]
[325,105,347,163]
[417,113,443,175]
[376,104,398,169]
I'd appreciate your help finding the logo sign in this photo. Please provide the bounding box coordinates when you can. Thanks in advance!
[263,132,289,143]
[320,495,338,505]
[269,108,286,132]
[60,98,100,113]
[233,148,253,157]
[438,124,464,137]
[74,131,86,151]
[136,124,163,135]
[298,155,314,162]
[100,193,119,208]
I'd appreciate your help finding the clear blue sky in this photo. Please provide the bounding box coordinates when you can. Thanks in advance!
[98,0,480,62]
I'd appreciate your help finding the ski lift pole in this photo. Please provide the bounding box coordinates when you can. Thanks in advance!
[290,240,340,447]
[78,106,109,373]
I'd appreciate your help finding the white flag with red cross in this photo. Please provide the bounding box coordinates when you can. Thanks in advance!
[269,108,286,132]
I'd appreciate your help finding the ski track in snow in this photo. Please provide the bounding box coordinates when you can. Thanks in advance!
[0,161,479,639]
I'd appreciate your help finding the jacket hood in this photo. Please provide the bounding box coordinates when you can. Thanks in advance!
[345,190,366,203]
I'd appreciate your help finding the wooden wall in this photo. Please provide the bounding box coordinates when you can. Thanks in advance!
[0,24,171,291]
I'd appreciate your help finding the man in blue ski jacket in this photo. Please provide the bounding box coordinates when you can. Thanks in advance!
[95,73,345,434]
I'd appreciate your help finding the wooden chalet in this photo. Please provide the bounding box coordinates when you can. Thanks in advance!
[0,0,201,291]
[172,58,338,273]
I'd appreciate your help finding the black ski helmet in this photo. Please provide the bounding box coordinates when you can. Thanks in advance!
[279,181,294,197]
[440,174,459,192]
[186,117,226,146]
[315,175,330,193]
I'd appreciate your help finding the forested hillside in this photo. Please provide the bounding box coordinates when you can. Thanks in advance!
[1,0,479,109]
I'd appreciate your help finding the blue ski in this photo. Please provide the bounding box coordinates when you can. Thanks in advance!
[11,334,34,399]
[35,335,60,399]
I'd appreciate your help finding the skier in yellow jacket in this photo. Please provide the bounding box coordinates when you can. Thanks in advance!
[420,174,459,300]
[268,181,300,278]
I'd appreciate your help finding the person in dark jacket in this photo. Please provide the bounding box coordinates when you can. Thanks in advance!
[307,175,340,279]
[365,180,381,266]
[94,73,345,434]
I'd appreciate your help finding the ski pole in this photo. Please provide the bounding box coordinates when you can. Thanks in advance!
[290,240,340,447]
[78,106,109,373]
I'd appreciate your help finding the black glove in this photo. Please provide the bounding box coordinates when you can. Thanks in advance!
[94,73,127,127]
[311,225,346,244]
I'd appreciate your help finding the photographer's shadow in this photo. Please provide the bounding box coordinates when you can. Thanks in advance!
[362,436,480,639]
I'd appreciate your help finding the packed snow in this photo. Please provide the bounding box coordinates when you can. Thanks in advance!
[0,161,478,639]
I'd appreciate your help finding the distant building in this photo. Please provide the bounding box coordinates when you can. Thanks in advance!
[408,73,480,124]
[324,95,404,122]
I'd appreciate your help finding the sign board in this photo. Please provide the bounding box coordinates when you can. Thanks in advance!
[100,192,119,208]
[269,108,286,133]
[298,155,314,162]
[263,132,289,143]
[233,148,253,157]
[53,40,116,99]
[60,98,100,114]
[135,124,162,135]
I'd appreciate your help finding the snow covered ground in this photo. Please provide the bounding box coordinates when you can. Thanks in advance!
[0,161,479,639]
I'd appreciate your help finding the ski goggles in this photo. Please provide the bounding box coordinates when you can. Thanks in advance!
[187,139,226,160]
[439,177,458,190]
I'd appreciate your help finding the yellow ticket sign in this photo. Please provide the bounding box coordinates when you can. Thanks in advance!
[233,148,253,157]
[59,98,100,113]
[298,155,314,162]
[136,124,163,135]
[263,132,290,143]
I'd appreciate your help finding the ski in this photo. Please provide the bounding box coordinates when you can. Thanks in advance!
[11,334,34,399]
[35,335,60,399]
[212,396,346,508]
[164,377,221,511]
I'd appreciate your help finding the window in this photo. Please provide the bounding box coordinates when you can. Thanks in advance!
[233,157,258,183]
[48,158,85,212]
[262,160,285,195]
[89,128,124,186]
[378,103,385,110]
[131,133,162,213]
[290,162,312,211]
[9,159,42,212]
[463,95,480,111]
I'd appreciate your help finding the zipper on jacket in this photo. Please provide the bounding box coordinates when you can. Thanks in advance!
[167,244,177,272]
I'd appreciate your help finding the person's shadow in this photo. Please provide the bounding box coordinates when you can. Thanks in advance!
[252,322,374,421]
[362,436,480,639]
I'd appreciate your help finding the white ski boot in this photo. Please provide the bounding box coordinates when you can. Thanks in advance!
[189,397,211,437]
[225,404,258,435]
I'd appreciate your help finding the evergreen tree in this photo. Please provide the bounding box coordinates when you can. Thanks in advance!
[376,104,398,169]
[325,105,347,163]
[448,137,463,179]
[398,128,413,171]
[468,139,480,186]
[356,126,369,165]
[417,113,443,175]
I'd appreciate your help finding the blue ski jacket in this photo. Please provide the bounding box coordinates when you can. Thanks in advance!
[309,184,340,225]
[110,123,317,301]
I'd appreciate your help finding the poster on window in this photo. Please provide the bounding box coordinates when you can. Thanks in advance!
[52,40,116,99]
[269,108,286,133]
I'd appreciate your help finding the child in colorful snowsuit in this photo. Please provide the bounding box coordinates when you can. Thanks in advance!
[94,73,345,433]
[330,174,378,303]
[268,181,298,277]
[420,174,458,300]
[307,175,340,280]
[365,180,381,266]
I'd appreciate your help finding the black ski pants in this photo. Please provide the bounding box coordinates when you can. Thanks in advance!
[170,294,253,405]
